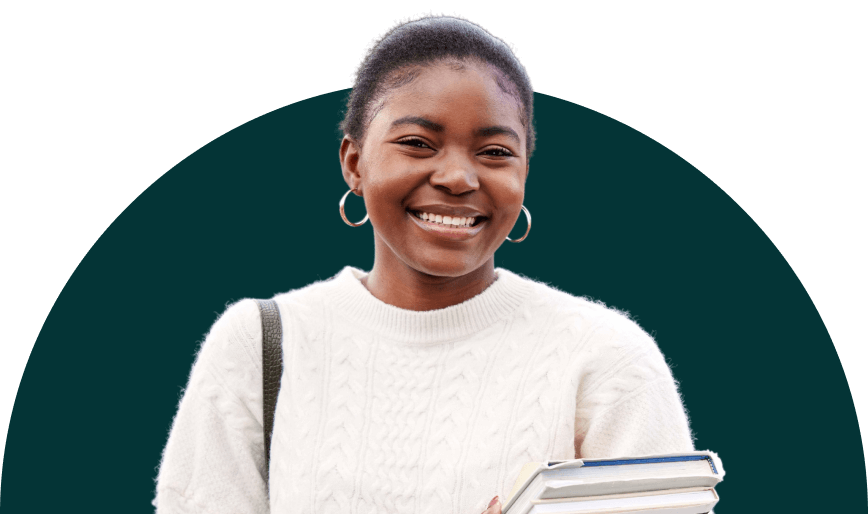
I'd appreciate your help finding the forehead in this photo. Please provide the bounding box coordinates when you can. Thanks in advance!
[370,61,525,138]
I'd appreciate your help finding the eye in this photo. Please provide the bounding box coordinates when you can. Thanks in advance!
[396,137,434,150]
[480,146,515,158]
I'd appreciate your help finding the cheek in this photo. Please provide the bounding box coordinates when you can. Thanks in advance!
[489,174,526,212]
[359,157,421,221]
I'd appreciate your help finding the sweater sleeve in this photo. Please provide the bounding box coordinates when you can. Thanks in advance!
[154,299,269,514]
[574,330,694,460]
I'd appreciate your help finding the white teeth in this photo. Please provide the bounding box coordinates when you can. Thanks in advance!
[414,211,477,227]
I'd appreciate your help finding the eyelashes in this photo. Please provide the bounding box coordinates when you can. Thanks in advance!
[481,146,514,157]
[397,138,433,149]
[396,137,515,157]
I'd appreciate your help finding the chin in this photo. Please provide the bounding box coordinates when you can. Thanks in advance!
[405,254,485,279]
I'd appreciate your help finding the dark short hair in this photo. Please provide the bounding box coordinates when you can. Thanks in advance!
[340,15,536,158]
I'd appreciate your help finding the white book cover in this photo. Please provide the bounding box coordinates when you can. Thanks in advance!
[528,488,719,514]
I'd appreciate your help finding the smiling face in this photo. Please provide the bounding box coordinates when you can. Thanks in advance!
[340,59,528,279]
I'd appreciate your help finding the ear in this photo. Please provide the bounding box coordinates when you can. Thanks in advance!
[339,135,364,196]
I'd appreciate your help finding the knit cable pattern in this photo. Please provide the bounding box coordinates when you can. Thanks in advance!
[154,268,695,514]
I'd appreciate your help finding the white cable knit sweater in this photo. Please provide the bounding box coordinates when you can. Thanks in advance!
[154,267,694,513]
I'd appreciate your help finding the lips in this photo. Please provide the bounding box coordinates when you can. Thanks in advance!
[407,204,489,218]
[406,203,489,226]
[411,211,477,227]
[406,210,487,241]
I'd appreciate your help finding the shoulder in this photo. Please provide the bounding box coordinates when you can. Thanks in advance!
[201,266,352,352]
[202,267,346,355]
[191,298,263,396]
[503,276,687,420]
[272,266,357,312]
[167,298,265,437]
[507,270,656,350]
[504,270,669,376]
[206,297,262,345]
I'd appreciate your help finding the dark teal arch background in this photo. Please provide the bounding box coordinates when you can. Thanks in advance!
[2,91,865,513]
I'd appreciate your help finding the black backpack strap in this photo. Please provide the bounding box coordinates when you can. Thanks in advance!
[255,299,283,484]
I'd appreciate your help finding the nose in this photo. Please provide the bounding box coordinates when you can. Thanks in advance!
[429,151,480,196]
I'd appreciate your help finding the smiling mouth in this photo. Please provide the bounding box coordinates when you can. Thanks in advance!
[409,210,486,228]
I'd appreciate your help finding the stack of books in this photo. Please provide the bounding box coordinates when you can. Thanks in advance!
[502,451,724,514]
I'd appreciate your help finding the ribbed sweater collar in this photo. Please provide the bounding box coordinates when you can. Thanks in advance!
[325,266,534,344]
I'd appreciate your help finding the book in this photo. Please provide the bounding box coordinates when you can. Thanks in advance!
[528,488,719,514]
[502,451,723,514]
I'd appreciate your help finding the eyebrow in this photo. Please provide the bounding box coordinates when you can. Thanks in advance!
[390,116,521,145]
[390,116,444,132]
[475,125,521,144]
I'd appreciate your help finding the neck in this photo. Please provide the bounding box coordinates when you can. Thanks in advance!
[363,241,497,312]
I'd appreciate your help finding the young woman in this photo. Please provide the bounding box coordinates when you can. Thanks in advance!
[154,16,694,514]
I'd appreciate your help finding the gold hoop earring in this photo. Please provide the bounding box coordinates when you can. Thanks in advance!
[339,189,369,227]
[506,205,531,243]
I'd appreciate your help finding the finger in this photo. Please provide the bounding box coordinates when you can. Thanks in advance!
[482,496,501,514]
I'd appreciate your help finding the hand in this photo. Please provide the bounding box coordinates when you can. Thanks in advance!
[482,496,502,514]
